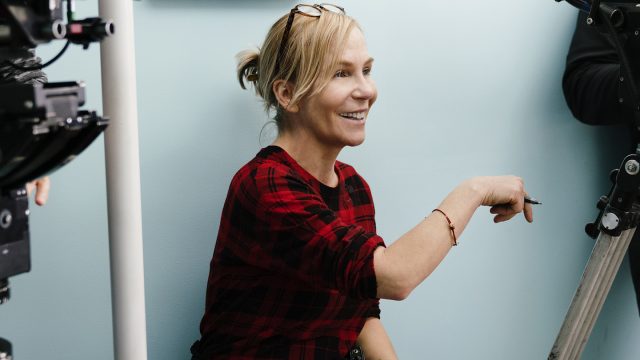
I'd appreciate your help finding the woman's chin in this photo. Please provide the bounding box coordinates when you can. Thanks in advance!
[346,136,366,147]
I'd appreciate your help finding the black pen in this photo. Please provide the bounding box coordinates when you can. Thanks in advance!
[525,196,542,205]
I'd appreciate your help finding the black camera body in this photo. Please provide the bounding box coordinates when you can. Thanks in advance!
[0,1,113,356]
[0,0,114,49]
[0,80,108,303]
[0,188,29,305]
[0,0,66,47]
[0,0,112,305]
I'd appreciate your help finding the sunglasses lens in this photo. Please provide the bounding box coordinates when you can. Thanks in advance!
[318,4,345,14]
[297,5,322,16]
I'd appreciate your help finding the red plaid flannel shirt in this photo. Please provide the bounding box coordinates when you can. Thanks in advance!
[195,146,385,359]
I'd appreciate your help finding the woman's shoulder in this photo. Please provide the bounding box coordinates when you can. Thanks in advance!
[336,161,371,191]
[231,146,305,188]
[335,160,356,175]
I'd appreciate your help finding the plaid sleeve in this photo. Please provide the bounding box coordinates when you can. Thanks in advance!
[238,162,383,300]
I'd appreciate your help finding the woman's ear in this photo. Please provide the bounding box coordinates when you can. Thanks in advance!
[272,79,299,113]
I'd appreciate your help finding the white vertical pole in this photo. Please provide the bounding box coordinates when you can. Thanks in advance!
[97,1,148,359]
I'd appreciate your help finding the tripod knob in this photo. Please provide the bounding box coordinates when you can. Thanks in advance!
[0,337,11,360]
[585,222,599,239]
[597,196,609,210]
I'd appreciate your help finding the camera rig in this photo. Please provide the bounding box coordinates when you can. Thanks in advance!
[0,1,113,358]
[550,1,640,359]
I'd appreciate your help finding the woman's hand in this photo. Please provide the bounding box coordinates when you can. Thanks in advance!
[466,176,534,223]
[26,176,50,206]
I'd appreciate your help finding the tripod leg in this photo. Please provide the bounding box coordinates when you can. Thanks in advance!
[549,227,636,360]
[551,232,615,359]
[569,227,634,359]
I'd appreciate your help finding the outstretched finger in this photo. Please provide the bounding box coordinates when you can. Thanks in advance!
[494,212,517,223]
[523,202,534,223]
[34,177,50,206]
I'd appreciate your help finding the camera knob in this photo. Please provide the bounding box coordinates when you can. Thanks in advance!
[596,196,609,210]
[0,210,12,229]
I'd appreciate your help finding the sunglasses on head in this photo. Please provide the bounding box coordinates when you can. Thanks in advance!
[274,3,346,75]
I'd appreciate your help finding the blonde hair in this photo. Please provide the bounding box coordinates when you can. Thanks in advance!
[237,7,358,130]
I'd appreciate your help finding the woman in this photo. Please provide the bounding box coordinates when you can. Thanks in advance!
[192,4,533,359]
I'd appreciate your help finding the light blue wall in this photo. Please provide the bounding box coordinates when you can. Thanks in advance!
[0,0,639,359]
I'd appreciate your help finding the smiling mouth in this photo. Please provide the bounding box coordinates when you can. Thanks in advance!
[339,111,366,120]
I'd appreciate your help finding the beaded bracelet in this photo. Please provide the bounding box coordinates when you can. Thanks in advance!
[432,208,457,246]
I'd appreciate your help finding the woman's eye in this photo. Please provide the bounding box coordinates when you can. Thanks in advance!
[335,70,348,78]
[363,67,372,76]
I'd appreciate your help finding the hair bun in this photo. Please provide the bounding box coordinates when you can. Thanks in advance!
[246,71,258,82]
[236,49,260,90]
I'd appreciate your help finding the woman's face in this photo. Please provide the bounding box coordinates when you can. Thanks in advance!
[296,27,377,151]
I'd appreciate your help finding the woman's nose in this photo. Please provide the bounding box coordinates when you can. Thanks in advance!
[353,77,376,100]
